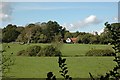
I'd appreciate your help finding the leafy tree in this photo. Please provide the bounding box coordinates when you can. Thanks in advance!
[100,26,113,44]
[71,31,79,38]
[16,27,24,33]
[60,27,67,39]
[46,21,62,42]
[64,31,72,39]
[2,24,20,42]
[89,22,120,80]
[38,34,47,43]
[80,33,91,44]
[2,21,111,44]
[16,23,42,43]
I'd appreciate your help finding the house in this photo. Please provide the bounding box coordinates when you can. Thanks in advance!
[66,38,77,43]
[66,38,71,43]
[71,38,77,43]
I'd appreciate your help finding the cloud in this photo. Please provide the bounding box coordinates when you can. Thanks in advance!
[62,15,102,31]
[98,28,104,35]
[113,17,118,21]
[0,2,13,22]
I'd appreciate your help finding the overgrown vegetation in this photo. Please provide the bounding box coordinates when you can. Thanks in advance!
[89,22,120,80]
[0,45,15,77]
[17,45,62,57]
[2,21,115,44]
[85,49,115,56]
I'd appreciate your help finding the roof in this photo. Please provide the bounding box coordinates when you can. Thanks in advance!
[71,38,77,43]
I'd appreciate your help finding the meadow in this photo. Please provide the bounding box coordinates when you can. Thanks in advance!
[2,43,116,78]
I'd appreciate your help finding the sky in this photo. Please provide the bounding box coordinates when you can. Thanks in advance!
[0,2,118,34]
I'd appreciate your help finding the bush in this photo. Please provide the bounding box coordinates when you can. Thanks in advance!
[17,50,26,56]
[26,45,41,56]
[17,45,61,57]
[39,45,61,57]
[17,45,41,56]
[85,49,115,56]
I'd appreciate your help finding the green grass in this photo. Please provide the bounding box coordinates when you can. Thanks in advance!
[61,44,113,56]
[3,43,113,56]
[2,43,115,78]
[7,56,115,78]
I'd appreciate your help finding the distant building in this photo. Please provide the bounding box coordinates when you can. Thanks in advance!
[66,38,77,43]
[66,38,71,43]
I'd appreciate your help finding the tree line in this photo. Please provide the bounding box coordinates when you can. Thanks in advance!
[2,20,120,44]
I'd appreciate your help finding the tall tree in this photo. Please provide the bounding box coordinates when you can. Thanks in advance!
[2,24,20,42]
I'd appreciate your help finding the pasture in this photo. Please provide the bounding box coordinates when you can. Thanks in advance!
[3,43,113,56]
[2,43,116,78]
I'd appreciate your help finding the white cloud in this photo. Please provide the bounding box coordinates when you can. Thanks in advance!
[98,28,104,35]
[62,15,102,31]
[114,17,118,21]
[0,2,13,22]
[84,15,100,24]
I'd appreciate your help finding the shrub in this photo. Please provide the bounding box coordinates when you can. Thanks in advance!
[17,45,61,57]
[17,45,41,56]
[17,50,26,56]
[37,45,61,57]
[26,45,41,56]
[85,49,115,56]
[42,45,61,57]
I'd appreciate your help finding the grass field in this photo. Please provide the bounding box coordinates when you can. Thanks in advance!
[7,56,115,78]
[3,43,113,56]
[2,43,116,78]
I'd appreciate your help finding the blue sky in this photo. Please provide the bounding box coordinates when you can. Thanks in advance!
[0,2,118,34]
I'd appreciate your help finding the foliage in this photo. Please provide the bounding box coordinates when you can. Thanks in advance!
[1,53,15,77]
[0,45,15,77]
[42,45,61,57]
[1,21,104,44]
[17,50,26,56]
[58,56,72,80]
[77,33,100,44]
[17,45,41,56]
[2,20,115,44]
[15,21,64,43]
[46,56,72,80]
[46,72,56,80]
[99,27,113,44]
[37,45,62,57]
[2,24,20,42]
[17,45,61,57]
[89,22,120,80]
[85,49,115,56]
[26,45,41,56]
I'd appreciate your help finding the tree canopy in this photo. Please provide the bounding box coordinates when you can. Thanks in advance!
[2,21,120,44]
